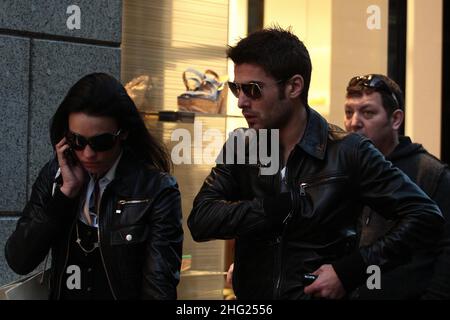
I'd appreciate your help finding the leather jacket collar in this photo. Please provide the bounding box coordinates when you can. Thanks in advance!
[297,106,328,160]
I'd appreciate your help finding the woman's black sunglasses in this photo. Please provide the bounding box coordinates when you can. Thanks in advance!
[228,80,284,100]
[349,74,400,108]
[66,130,122,152]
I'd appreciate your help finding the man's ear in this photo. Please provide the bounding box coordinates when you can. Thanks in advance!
[391,109,404,130]
[286,75,304,99]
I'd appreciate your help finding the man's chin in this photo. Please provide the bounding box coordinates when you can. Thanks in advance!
[247,122,263,130]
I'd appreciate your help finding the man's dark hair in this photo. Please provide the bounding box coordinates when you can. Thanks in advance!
[50,73,171,172]
[346,74,405,117]
[226,27,312,105]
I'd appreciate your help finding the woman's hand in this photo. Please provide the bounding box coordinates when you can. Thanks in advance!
[55,137,85,198]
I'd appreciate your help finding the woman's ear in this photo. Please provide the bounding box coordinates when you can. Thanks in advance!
[391,109,404,131]
[286,75,304,99]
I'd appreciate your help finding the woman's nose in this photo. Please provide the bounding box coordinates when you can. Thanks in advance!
[82,144,96,159]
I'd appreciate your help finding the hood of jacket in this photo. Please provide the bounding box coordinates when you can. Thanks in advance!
[388,136,426,162]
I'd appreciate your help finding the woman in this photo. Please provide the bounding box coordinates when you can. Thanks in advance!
[5,73,183,300]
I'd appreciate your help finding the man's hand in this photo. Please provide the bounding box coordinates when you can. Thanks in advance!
[303,264,346,299]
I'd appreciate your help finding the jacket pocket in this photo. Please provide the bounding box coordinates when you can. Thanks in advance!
[110,224,149,246]
[115,198,152,214]
[296,175,349,218]
[299,175,348,196]
[115,198,152,225]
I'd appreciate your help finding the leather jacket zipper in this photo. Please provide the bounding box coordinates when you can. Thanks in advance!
[299,176,348,196]
[97,229,117,300]
[274,206,294,299]
[273,234,283,299]
[98,189,118,300]
[274,165,295,299]
[116,199,151,214]
[57,218,76,299]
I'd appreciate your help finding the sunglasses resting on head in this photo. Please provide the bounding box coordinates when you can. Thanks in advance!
[66,130,122,152]
[348,74,400,108]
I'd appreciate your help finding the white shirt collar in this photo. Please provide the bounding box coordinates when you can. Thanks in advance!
[80,151,123,228]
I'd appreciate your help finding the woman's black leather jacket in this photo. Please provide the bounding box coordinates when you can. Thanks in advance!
[6,150,183,300]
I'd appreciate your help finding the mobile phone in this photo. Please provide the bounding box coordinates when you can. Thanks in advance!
[63,147,78,166]
[302,273,318,286]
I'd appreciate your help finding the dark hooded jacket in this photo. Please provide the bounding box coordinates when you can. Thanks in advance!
[355,136,450,299]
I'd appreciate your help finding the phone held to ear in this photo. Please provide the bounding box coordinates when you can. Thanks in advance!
[63,147,78,167]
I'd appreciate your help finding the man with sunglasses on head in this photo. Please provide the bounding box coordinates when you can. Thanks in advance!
[5,73,183,300]
[344,74,450,299]
[188,27,444,300]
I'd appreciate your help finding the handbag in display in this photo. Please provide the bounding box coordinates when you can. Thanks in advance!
[124,74,153,110]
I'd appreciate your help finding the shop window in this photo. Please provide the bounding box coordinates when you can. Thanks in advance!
[122,0,229,114]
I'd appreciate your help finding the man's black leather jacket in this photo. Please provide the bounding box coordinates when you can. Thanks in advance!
[188,107,444,299]
[5,149,183,300]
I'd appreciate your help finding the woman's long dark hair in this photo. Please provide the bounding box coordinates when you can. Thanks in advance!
[50,73,171,173]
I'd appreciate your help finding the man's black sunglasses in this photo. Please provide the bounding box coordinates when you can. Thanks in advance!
[66,130,122,152]
[349,74,400,108]
[228,80,284,100]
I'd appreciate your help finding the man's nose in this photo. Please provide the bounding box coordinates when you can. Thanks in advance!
[350,113,363,130]
[237,90,251,109]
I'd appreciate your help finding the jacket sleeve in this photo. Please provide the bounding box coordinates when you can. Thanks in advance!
[333,138,445,292]
[141,174,183,300]
[5,159,78,275]
[187,163,271,242]
[422,169,450,299]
